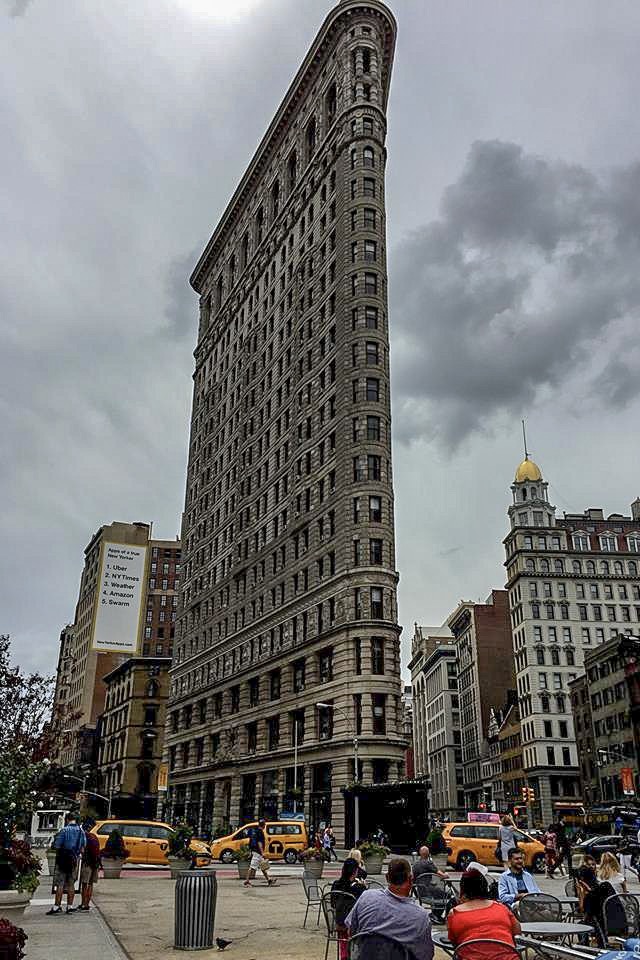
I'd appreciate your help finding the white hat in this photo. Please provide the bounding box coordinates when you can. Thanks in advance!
[465,861,489,876]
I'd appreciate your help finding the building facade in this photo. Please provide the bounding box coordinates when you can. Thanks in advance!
[504,457,640,823]
[447,591,515,812]
[52,521,180,771]
[165,1,405,844]
[97,657,172,819]
[409,625,463,819]
[569,636,639,804]
[497,701,525,815]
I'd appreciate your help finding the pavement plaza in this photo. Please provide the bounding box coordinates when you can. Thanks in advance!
[13,858,640,960]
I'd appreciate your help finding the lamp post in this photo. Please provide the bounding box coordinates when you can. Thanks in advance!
[316,702,360,845]
[293,714,299,814]
[61,774,113,816]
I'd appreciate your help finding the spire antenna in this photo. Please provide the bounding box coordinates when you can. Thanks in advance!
[522,419,529,460]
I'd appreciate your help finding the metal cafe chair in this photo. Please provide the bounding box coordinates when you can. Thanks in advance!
[320,890,356,960]
[350,931,409,959]
[301,875,324,927]
[519,893,563,923]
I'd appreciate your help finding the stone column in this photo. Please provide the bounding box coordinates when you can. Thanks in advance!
[331,756,349,846]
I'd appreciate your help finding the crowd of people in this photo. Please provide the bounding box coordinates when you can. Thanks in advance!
[328,840,639,959]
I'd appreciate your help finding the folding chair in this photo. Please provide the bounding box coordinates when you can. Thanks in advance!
[302,875,324,927]
[519,893,563,923]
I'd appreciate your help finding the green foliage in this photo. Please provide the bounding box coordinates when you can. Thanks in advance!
[299,846,329,862]
[357,841,390,859]
[103,829,129,860]
[168,824,196,860]
[0,917,28,959]
[231,844,252,862]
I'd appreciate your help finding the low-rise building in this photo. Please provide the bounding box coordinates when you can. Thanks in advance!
[97,657,171,819]
[570,636,639,803]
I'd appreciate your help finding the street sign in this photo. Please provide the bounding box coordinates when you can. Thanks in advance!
[621,767,636,796]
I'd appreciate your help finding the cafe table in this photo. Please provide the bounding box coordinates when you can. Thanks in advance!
[519,921,593,941]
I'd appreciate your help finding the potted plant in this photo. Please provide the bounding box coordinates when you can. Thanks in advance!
[358,841,389,876]
[167,825,196,879]
[0,839,42,915]
[101,829,129,879]
[231,844,252,880]
[0,917,28,959]
[298,846,328,879]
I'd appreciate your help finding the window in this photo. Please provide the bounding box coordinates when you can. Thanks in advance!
[547,746,556,765]
[627,534,640,553]
[367,455,381,480]
[249,677,260,707]
[371,637,384,674]
[364,272,378,295]
[230,685,240,713]
[371,587,383,618]
[268,716,280,750]
[366,341,379,364]
[364,207,376,229]
[372,694,386,734]
[369,495,382,522]
[363,177,376,197]
[247,722,257,754]
[366,416,381,441]
[364,240,377,262]
[573,533,589,551]
[318,704,333,740]
[600,534,617,552]
[365,306,378,328]
[370,538,383,564]
[270,669,281,700]
[319,648,333,683]
[366,378,380,401]
[363,147,375,168]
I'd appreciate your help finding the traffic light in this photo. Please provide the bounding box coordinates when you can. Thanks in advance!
[527,787,535,802]
[521,786,527,802]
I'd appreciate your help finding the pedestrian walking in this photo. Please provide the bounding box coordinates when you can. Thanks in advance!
[498,815,516,868]
[243,818,276,887]
[619,835,640,880]
[79,819,101,911]
[543,825,558,878]
[47,812,86,915]
[323,824,338,861]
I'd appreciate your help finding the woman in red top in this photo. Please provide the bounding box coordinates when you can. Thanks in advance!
[447,867,520,960]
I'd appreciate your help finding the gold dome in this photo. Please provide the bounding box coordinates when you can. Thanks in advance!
[515,458,543,483]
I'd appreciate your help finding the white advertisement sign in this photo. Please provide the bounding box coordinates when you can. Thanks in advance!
[91,541,147,653]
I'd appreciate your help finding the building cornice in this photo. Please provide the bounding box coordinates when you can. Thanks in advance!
[190,0,397,293]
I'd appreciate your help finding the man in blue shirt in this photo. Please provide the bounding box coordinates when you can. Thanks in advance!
[47,813,86,915]
[346,858,434,960]
[498,848,541,908]
[243,818,276,887]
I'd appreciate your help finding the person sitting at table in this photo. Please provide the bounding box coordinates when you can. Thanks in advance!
[348,848,368,884]
[597,851,628,894]
[332,859,365,960]
[412,845,447,884]
[448,866,520,959]
[497,848,541,908]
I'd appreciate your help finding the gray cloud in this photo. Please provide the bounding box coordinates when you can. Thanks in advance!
[391,140,640,449]
[165,251,199,339]
[8,0,32,17]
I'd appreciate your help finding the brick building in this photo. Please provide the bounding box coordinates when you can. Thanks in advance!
[447,591,515,812]
[165,0,406,844]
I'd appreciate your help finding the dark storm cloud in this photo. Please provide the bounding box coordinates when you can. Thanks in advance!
[391,140,640,449]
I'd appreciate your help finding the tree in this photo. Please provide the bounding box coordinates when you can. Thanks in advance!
[0,635,54,761]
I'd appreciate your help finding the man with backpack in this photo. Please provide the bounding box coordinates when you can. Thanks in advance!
[243,819,276,887]
[47,812,86,915]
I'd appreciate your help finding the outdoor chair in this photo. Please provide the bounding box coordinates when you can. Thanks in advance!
[349,931,409,959]
[602,893,640,942]
[321,890,357,960]
[453,939,523,960]
[564,878,577,898]
[302,875,324,927]
[365,878,385,890]
[413,875,454,923]
[519,892,563,923]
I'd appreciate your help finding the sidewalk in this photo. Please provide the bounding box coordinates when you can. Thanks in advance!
[16,881,127,960]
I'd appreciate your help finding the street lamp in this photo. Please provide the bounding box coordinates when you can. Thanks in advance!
[61,773,113,816]
[316,702,360,845]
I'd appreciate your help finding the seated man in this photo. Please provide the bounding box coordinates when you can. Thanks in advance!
[345,857,434,960]
[497,848,541,908]
[412,845,447,884]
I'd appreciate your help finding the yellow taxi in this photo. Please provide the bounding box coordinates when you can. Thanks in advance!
[442,822,545,873]
[210,820,308,864]
[91,820,210,865]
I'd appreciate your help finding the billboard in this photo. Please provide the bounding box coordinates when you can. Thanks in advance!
[157,763,169,793]
[91,541,148,653]
[621,767,636,796]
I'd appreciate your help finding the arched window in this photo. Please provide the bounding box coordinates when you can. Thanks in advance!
[540,559,549,573]
[629,561,637,576]
[306,117,316,161]
[572,560,582,574]
[600,560,609,575]
[526,559,536,573]
[614,560,623,575]
[554,559,564,573]
[325,83,337,126]
[522,489,527,500]
[586,561,596,575]
[531,487,537,499]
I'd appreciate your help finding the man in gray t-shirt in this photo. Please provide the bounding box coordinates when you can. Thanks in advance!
[412,845,447,884]
[346,858,434,960]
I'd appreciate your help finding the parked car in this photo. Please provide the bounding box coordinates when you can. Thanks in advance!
[210,820,308,864]
[91,820,210,865]
[572,835,625,863]
[442,822,546,873]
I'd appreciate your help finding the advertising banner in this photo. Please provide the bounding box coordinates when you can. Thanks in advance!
[91,541,147,653]
[157,763,169,793]
[621,766,636,796]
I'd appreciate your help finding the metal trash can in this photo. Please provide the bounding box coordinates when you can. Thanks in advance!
[174,869,217,951]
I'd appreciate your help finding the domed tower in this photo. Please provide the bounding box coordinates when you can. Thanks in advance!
[508,456,556,531]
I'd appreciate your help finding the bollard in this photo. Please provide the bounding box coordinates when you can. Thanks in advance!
[174,869,217,951]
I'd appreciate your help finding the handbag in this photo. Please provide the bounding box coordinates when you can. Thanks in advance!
[494,843,502,861]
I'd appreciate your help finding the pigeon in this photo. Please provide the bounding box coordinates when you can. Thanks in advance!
[216,938,233,951]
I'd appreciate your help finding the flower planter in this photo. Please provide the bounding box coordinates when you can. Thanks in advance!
[362,857,384,876]
[167,856,189,879]
[0,890,31,916]
[302,860,324,880]
[236,861,250,880]
[102,857,126,879]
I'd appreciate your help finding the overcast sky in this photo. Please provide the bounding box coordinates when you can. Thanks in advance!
[2,0,639,678]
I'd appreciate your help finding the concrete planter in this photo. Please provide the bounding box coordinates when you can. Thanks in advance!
[362,857,384,875]
[0,889,31,916]
[168,856,189,879]
[302,860,324,880]
[102,857,126,879]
